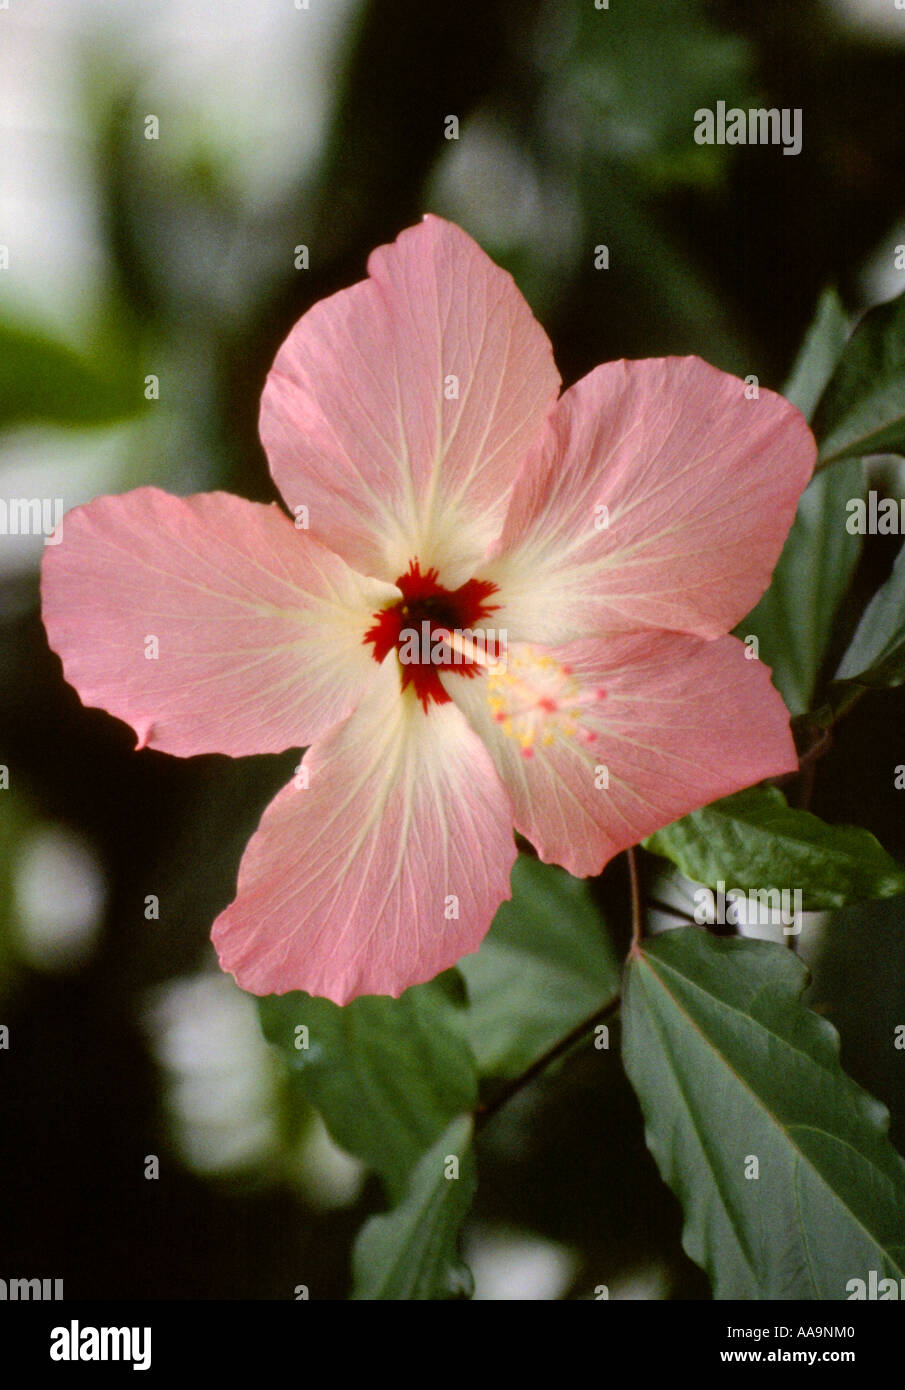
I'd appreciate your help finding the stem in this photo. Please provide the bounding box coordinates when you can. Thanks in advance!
[628,845,644,951]
[829,681,868,725]
[797,755,817,813]
[476,991,621,1127]
[797,723,833,772]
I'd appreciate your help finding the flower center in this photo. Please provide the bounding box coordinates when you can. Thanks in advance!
[486,646,606,758]
[364,559,499,710]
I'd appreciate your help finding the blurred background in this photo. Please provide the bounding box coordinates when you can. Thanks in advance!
[1,0,904,1299]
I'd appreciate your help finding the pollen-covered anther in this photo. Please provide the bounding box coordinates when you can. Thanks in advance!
[486,646,606,758]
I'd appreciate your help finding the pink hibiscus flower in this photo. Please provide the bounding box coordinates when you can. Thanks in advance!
[41,216,815,1004]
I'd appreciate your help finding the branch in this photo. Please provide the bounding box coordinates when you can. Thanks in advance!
[628,845,644,950]
[476,991,622,1128]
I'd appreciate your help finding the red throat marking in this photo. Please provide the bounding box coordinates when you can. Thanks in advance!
[364,560,499,711]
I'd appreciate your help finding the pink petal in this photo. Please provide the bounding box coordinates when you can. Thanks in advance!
[486,357,816,642]
[261,215,561,585]
[41,487,398,757]
[211,659,517,1003]
[446,634,797,877]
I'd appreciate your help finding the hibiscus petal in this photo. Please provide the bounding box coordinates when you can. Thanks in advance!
[486,357,816,642]
[446,634,797,878]
[261,215,561,585]
[211,659,517,1003]
[41,486,398,757]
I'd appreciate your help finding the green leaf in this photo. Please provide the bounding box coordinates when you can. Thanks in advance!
[258,983,478,1201]
[456,855,619,1079]
[351,1114,476,1301]
[814,289,905,465]
[623,929,905,1299]
[568,0,755,190]
[782,287,850,421]
[643,786,905,910]
[742,459,864,714]
[834,540,905,688]
[741,291,861,715]
[0,320,143,428]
